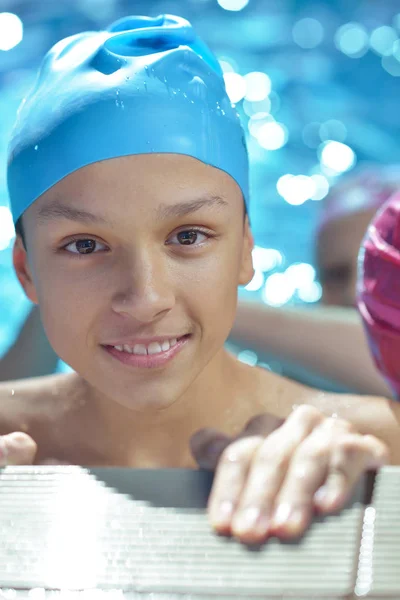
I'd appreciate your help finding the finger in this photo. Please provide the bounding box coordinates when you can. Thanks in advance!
[207,436,262,535]
[190,428,232,470]
[229,405,324,543]
[270,419,372,539]
[314,434,389,513]
[0,432,37,466]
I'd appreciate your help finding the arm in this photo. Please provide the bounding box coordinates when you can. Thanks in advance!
[0,306,59,381]
[230,300,392,397]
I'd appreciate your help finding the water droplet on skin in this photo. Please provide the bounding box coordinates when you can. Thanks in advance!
[11,389,14,396]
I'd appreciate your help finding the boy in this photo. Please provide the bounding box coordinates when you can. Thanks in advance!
[0,14,395,545]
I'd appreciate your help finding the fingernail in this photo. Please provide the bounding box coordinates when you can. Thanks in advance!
[272,503,292,527]
[315,486,343,511]
[284,508,306,536]
[211,501,234,527]
[0,437,8,466]
[272,504,306,536]
[232,507,261,534]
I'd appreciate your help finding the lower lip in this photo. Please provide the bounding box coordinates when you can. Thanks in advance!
[103,336,190,369]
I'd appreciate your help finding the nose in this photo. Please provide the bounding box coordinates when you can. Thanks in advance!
[111,249,175,324]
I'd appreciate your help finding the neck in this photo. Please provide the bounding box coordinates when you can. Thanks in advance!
[76,348,246,468]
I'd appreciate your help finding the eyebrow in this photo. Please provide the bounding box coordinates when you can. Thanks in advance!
[156,195,228,219]
[36,195,229,225]
[37,202,109,225]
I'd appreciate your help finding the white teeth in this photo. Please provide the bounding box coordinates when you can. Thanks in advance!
[148,342,162,355]
[133,344,147,355]
[113,337,181,356]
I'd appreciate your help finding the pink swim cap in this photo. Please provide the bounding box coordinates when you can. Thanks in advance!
[358,192,400,398]
[317,165,400,237]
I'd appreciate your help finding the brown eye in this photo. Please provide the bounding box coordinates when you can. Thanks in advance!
[64,239,106,255]
[177,230,199,245]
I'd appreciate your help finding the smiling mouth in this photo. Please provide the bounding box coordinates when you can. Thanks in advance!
[108,336,184,356]
[103,335,191,368]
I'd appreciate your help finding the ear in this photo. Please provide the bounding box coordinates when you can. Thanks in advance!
[13,237,39,304]
[238,216,254,286]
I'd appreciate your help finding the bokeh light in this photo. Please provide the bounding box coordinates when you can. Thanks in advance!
[382,52,400,76]
[310,174,330,200]
[257,121,288,150]
[248,112,272,137]
[243,97,272,116]
[0,13,23,51]
[244,269,264,291]
[277,174,317,205]
[320,141,356,173]
[292,18,324,49]
[263,273,295,307]
[244,72,271,102]
[218,58,236,73]
[252,246,283,271]
[223,72,246,103]
[217,0,249,11]
[370,25,398,57]
[334,22,369,58]
[319,120,347,143]
[0,207,15,251]
[298,281,322,303]
[302,122,322,149]
[285,263,316,288]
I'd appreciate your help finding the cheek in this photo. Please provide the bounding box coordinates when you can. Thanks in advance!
[178,241,242,330]
[32,258,108,357]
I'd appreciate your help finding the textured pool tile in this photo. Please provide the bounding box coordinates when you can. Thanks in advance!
[354,467,400,599]
[0,466,367,598]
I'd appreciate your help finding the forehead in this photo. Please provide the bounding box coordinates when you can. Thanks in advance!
[30,154,242,218]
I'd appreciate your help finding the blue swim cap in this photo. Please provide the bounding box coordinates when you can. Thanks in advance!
[7,14,249,224]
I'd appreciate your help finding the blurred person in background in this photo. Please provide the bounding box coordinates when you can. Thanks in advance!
[230,165,400,397]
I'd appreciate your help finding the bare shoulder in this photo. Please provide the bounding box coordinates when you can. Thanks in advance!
[0,373,80,435]
[248,364,321,419]
[251,364,400,463]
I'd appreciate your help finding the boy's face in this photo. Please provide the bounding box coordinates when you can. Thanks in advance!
[14,154,253,411]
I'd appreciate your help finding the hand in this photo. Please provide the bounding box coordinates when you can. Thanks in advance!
[0,432,37,466]
[190,405,389,543]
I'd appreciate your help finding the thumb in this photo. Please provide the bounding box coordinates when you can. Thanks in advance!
[0,432,37,466]
[190,428,232,470]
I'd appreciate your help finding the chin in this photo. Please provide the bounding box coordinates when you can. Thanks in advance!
[91,375,185,412]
